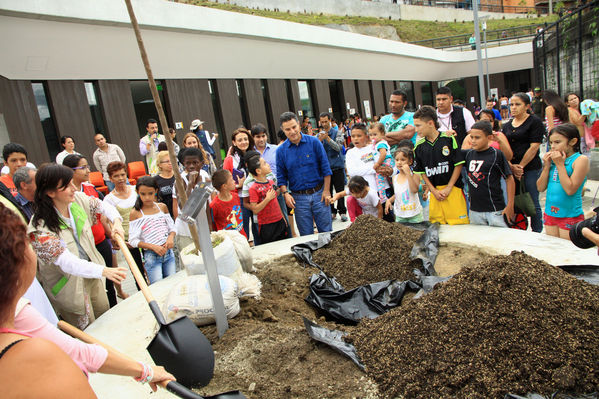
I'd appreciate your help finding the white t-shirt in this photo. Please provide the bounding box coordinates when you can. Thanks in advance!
[346,187,380,217]
[392,175,422,218]
[436,106,475,133]
[1,162,36,175]
[345,145,377,192]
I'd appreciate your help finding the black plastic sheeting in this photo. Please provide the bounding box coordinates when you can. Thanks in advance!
[305,272,420,324]
[302,316,365,371]
[291,223,440,324]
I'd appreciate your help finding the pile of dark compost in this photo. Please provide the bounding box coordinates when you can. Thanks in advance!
[349,251,599,399]
[312,215,423,289]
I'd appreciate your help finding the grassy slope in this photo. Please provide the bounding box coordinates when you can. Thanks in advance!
[175,0,557,43]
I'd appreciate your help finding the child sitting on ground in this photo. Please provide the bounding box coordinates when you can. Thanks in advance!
[537,123,589,240]
[385,148,423,223]
[464,120,515,227]
[210,169,247,238]
[328,176,383,220]
[247,155,288,244]
[413,105,469,225]
[369,122,394,201]
[129,176,176,284]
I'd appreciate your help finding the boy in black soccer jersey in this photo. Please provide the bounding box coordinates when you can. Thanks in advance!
[413,106,469,225]
[465,120,515,227]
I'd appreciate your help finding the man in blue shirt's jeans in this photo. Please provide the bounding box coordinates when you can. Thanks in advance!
[276,112,333,236]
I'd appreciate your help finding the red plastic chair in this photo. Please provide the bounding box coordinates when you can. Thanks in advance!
[127,161,147,186]
[89,171,108,195]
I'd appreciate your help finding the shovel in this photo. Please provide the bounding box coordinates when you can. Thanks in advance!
[57,321,246,399]
[114,235,214,388]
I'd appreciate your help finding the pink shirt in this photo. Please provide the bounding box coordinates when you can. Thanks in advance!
[14,302,107,375]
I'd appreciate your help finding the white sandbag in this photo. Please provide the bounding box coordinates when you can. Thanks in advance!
[181,233,242,277]
[220,229,254,272]
[163,274,240,326]
[236,272,262,300]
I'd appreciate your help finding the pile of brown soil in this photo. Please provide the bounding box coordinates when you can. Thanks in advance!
[196,255,379,399]
[350,251,599,399]
[312,215,423,289]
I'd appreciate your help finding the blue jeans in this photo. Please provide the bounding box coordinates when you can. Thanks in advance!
[241,199,260,245]
[469,210,507,227]
[522,168,543,233]
[143,249,176,284]
[293,188,332,236]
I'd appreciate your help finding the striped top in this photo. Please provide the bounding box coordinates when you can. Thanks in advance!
[128,203,176,248]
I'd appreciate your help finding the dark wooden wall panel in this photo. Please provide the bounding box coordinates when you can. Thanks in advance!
[0,77,48,166]
[370,80,385,117]
[46,80,96,161]
[340,80,358,116]
[288,79,301,116]
[265,79,288,142]
[383,81,395,113]
[356,80,372,119]
[97,80,141,165]
[311,79,332,116]
[242,79,268,128]
[413,82,423,108]
[163,79,217,153]
[215,79,244,150]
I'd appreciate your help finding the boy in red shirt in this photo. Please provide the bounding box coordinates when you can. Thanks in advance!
[247,156,288,244]
[209,169,247,238]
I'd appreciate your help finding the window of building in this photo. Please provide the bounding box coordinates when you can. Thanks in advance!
[399,81,416,111]
[129,80,169,136]
[298,80,316,128]
[31,82,60,160]
[84,82,106,136]
[420,82,434,106]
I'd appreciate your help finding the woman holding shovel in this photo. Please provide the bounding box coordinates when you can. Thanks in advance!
[0,203,96,398]
[28,164,128,330]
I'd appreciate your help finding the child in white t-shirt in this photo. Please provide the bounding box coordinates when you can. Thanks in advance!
[327,176,382,221]
[385,147,423,223]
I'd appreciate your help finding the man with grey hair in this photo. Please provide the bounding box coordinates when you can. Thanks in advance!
[13,166,36,221]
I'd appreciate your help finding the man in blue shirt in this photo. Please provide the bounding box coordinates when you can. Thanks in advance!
[485,99,502,121]
[12,166,36,221]
[276,112,333,236]
[318,112,348,222]
[380,90,416,152]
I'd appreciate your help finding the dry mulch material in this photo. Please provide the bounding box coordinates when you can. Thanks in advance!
[349,251,599,399]
[312,215,423,289]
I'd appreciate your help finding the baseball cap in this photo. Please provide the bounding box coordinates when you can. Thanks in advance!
[190,119,205,130]
[534,87,541,92]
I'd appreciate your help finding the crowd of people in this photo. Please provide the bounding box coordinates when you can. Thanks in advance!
[1,84,598,395]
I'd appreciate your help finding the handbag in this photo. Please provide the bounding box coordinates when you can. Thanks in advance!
[514,178,536,217]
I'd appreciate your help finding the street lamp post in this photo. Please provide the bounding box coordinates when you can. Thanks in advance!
[472,0,485,107]
[483,19,490,99]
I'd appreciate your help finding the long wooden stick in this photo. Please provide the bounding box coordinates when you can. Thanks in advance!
[124,0,201,254]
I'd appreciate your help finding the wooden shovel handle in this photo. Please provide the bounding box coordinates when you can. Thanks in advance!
[57,320,172,390]
[114,235,155,304]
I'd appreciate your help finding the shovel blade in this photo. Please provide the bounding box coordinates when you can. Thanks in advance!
[147,316,215,388]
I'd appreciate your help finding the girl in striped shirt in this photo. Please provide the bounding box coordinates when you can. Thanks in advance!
[129,176,176,284]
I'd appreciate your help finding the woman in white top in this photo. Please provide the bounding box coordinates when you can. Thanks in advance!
[55,136,81,165]
[102,161,146,287]
[28,164,127,329]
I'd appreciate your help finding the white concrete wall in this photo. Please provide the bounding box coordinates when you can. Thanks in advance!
[0,0,533,82]
[211,0,535,22]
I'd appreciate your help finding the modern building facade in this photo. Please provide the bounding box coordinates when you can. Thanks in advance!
[0,0,534,167]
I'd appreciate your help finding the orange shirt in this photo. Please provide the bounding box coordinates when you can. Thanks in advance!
[0,174,17,197]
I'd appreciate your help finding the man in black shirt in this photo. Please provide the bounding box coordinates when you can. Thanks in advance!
[464,121,515,227]
[413,106,469,225]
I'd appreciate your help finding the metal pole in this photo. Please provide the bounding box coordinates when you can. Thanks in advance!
[556,20,561,96]
[578,7,584,98]
[473,0,486,106]
[484,21,490,98]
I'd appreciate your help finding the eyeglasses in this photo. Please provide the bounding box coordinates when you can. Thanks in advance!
[72,165,90,170]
